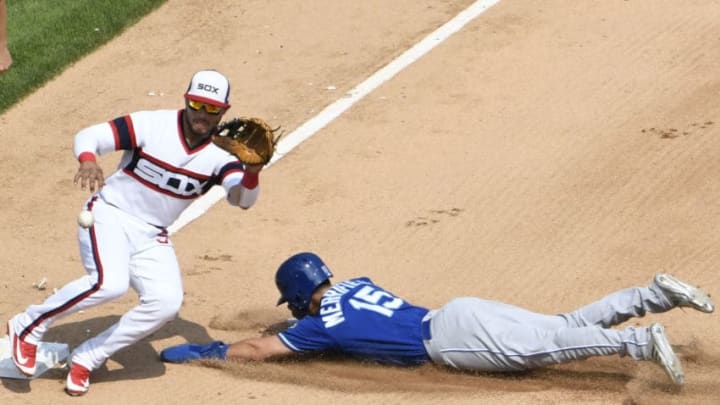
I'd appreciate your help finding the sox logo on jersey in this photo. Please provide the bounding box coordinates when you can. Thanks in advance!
[131,156,209,197]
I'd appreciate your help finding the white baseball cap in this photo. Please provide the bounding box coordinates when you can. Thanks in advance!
[184,70,231,108]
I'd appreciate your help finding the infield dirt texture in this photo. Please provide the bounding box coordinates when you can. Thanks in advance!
[1,1,719,404]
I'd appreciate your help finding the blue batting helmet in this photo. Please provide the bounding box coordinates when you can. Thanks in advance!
[275,252,333,318]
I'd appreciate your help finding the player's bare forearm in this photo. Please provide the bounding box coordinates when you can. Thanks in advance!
[225,336,293,362]
[0,0,11,74]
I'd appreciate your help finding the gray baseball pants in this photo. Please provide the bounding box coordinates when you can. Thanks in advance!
[422,283,672,371]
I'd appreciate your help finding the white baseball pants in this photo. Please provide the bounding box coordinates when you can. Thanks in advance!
[12,196,184,370]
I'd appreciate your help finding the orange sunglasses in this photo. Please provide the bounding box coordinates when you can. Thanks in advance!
[187,99,224,114]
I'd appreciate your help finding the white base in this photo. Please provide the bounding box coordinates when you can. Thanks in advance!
[0,335,69,379]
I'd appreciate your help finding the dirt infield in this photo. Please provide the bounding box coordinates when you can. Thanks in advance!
[1,0,718,403]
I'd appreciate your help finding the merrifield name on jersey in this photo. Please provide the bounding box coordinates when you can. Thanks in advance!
[319,279,370,328]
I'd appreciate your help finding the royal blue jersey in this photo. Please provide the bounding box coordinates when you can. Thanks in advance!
[277,277,430,366]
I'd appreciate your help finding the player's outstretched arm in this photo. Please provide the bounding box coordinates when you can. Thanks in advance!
[72,121,124,193]
[227,335,293,361]
[160,335,293,363]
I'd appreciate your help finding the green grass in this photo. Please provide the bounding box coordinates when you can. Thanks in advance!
[0,0,167,113]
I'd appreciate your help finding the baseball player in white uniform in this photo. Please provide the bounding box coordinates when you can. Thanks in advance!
[6,70,260,396]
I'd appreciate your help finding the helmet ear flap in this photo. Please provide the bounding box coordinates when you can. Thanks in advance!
[289,292,307,311]
[288,294,310,318]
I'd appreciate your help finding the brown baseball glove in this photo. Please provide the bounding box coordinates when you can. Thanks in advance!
[212,117,281,165]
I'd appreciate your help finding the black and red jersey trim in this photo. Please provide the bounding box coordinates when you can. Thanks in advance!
[109,115,138,150]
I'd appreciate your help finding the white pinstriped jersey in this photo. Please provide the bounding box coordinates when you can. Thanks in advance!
[73,109,247,227]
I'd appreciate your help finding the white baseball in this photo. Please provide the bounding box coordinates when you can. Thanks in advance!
[77,210,94,228]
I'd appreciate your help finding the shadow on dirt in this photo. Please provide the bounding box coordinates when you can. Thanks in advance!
[1,315,213,393]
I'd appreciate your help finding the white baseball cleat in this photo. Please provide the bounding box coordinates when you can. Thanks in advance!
[653,273,714,313]
[649,323,684,385]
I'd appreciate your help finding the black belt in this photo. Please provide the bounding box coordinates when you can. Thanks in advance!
[421,318,432,340]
